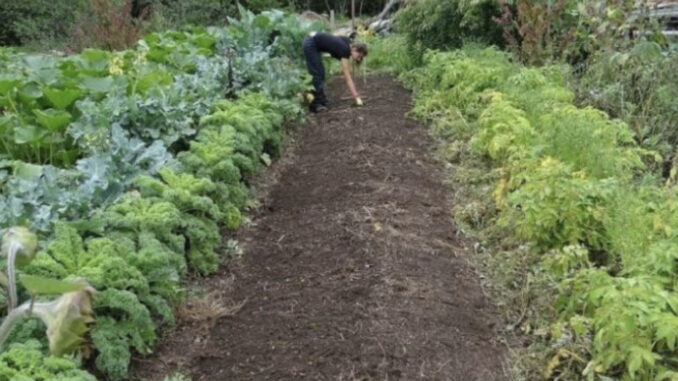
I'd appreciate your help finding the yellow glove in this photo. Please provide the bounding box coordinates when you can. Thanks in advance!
[355,97,364,107]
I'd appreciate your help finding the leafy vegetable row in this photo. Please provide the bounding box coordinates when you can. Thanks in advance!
[388,44,678,380]
[0,7,316,234]
[0,8,318,381]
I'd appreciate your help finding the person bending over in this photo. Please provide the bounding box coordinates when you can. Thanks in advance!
[302,32,368,113]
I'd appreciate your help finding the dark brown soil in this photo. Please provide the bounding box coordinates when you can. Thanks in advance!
[132,76,506,381]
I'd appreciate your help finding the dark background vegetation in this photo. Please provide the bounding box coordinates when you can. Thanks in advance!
[0,0,391,49]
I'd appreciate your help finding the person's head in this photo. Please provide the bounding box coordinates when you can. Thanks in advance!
[351,42,368,65]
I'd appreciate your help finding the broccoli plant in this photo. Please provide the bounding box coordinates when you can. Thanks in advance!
[0,227,96,356]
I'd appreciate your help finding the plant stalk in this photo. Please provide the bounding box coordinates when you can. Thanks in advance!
[0,302,31,350]
[0,299,55,351]
[6,240,22,314]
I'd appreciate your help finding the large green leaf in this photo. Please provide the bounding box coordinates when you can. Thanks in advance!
[135,70,172,95]
[146,47,171,64]
[33,109,73,132]
[75,49,112,75]
[17,82,43,108]
[23,55,57,72]
[31,67,60,85]
[630,41,662,62]
[45,286,96,356]
[191,34,217,50]
[79,76,114,94]
[0,115,14,134]
[253,14,271,29]
[54,149,80,165]
[0,75,22,95]
[12,161,43,180]
[13,124,46,145]
[20,275,86,295]
[43,87,83,110]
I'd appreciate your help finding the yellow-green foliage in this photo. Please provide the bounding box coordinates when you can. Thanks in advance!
[0,339,95,381]
[365,36,413,75]
[536,106,644,180]
[400,45,678,379]
[503,157,617,251]
[472,92,535,163]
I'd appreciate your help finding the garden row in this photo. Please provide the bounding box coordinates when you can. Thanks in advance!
[0,8,318,381]
[370,40,678,380]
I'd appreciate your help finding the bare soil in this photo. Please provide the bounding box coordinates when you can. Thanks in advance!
[132,75,506,381]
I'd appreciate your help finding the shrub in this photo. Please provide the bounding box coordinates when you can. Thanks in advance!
[70,0,145,51]
[493,0,579,65]
[395,0,503,62]
[503,157,618,251]
[574,41,678,170]
[0,0,89,47]
[364,35,412,74]
[536,105,644,180]
[153,0,238,27]
[396,45,678,379]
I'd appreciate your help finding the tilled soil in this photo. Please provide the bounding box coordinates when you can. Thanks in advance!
[133,75,506,381]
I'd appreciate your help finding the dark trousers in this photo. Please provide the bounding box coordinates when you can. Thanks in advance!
[303,37,327,107]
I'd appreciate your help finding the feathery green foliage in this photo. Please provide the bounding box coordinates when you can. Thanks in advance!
[385,43,678,380]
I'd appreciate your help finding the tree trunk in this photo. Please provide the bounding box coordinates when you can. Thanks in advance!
[371,0,400,23]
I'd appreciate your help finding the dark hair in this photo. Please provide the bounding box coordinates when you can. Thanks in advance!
[352,42,368,57]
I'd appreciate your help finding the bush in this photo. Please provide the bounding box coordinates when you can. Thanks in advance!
[71,0,145,51]
[395,0,503,62]
[0,0,89,47]
[153,0,238,27]
[0,0,290,49]
[504,157,618,251]
[284,0,390,16]
[394,44,678,380]
[493,0,580,65]
[364,35,412,74]
[573,41,678,171]
[493,0,665,66]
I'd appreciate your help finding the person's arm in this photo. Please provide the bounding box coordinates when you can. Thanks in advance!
[341,58,363,106]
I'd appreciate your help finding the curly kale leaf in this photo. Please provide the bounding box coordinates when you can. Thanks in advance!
[135,167,222,221]
[24,224,150,296]
[96,194,187,257]
[22,223,174,380]
[184,215,221,275]
[0,339,96,381]
[178,126,241,186]
[89,317,129,381]
[90,289,156,381]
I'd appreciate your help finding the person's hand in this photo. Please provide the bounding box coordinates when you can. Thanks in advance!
[355,97,364,107]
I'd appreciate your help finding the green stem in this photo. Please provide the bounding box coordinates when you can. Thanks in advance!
[6,95,25,127]
[5,96,25,161]
[0,302,31,350]
[0,136,12,158]
[6,240,20,315]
